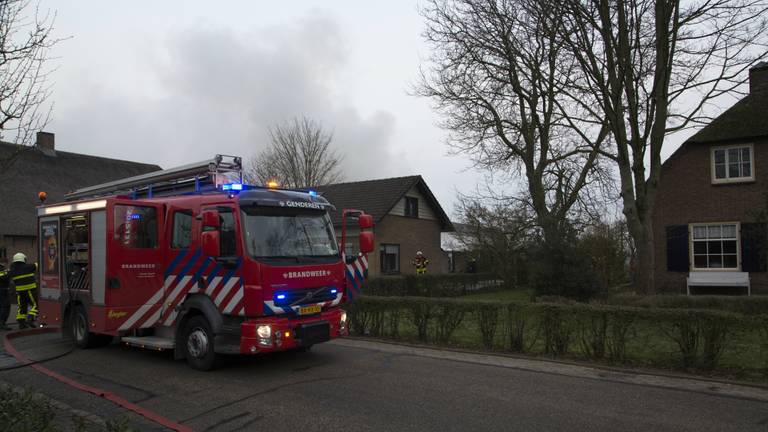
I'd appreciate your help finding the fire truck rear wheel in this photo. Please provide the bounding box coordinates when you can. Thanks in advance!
[183,316,219,371]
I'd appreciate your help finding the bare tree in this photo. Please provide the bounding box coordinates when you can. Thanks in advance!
[0,0,58,171]
[418,0,610,252]
[560,0,768,293]
[245,116,344,188]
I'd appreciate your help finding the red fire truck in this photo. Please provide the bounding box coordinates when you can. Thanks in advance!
[36,155,373,370]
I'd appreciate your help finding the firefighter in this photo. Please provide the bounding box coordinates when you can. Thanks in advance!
[0,261,11,331]
[9,253,38,328]
[411,251,429,275]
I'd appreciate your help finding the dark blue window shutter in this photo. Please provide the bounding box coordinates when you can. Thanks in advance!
[741,223,767,272]
[666,225,689,272]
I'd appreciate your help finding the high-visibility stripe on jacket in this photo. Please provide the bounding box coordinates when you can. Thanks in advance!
[10,263,37,291]
[0,269,9,289]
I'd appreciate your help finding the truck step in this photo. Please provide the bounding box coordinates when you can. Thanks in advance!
[121,336,175,350]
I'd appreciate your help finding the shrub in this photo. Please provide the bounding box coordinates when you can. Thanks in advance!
[434,301,467,344]
[606,310,634,362]
[0,385,56,432]
[345,295,760,373]
[386,309,401,339]
[528,243,601,301]
[506,303,529,352]
[578,309,608,360]
[540,305,572,356]
[604,294,768,316]
[476,303,502,349]
[363,273,504,297]
[409,299,436,342]
[658,309,740,369]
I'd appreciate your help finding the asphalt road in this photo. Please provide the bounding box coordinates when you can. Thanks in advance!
[3,333,768,432]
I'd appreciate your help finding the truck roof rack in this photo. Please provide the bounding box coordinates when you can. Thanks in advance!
[65,154,242,201]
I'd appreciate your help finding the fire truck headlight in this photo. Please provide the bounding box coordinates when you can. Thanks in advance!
[256,325,272,339]
[339,311,348,333]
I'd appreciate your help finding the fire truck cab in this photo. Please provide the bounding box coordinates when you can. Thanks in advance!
[35,155,373,370]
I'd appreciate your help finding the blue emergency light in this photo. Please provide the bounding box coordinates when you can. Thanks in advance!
[308,190,318,197]
[222,183,244,191]
[276,294,286,300]
[331,288,338,294]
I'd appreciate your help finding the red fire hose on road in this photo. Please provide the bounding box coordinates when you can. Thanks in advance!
[3,327,194,432]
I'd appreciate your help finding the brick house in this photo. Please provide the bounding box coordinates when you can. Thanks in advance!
[653,62,768,295]
[0,132,160,265]
[317,176,453,277]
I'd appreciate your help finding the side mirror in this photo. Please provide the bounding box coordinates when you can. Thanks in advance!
[202,231,220,257]
[358,214,373,230]
[359,231,374,254]
[202,210,220,229]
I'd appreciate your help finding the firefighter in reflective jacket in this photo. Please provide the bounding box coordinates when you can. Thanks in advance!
[9,253,38,328]
[411,251,429,275]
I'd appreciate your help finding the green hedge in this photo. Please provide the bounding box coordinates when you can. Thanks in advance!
[362,273,505,297]
[347,296,767,374]
[600,295,768,316]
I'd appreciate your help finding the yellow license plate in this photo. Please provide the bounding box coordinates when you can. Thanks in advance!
[298,305,322,315]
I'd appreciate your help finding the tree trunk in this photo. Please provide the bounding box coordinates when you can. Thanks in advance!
[631,218,656,295]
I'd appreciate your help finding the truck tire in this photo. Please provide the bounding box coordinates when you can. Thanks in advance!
[71,306,112,349]
[183,315,219,371]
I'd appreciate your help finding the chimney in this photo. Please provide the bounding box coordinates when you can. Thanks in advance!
[749,61,768,94]
[35,131,56,156]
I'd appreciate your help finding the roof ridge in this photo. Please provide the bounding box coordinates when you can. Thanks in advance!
[318,174,422,188]
[0,141,160,168]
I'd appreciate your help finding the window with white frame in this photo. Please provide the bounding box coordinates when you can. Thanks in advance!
[691,223,739,270]
[712,145,754,183]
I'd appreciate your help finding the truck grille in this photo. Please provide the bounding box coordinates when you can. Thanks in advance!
[273,286,338,307]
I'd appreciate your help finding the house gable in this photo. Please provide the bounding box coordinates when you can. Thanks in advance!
[317,175,453,231]
[388,186,438,221]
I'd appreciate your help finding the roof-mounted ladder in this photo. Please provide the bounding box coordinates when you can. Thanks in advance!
[65,154,242,201]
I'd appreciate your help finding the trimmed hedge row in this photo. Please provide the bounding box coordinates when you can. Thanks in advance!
[347,296,768,372]
[362,273,507,297]
[599,294,768,316]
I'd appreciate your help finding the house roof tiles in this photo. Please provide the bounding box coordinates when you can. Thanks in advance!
[316,175,453,231]
[0,143,161,236]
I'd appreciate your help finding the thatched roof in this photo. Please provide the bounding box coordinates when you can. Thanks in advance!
[687,62,768,144]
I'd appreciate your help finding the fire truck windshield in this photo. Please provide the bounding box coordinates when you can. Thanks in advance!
[241,206,339,263]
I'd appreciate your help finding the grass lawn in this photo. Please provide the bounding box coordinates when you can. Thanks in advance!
[353,292,767,381]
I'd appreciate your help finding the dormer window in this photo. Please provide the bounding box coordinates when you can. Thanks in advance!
[712,144,754,184]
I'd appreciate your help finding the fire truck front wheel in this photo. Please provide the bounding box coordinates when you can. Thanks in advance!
[182,315,219,371]
[71,306,112,349]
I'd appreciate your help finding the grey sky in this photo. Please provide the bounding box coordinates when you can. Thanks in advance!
[36,0,725,218]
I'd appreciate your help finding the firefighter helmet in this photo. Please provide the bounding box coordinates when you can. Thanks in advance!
[416,251,423,256]
[12,253,27,263]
